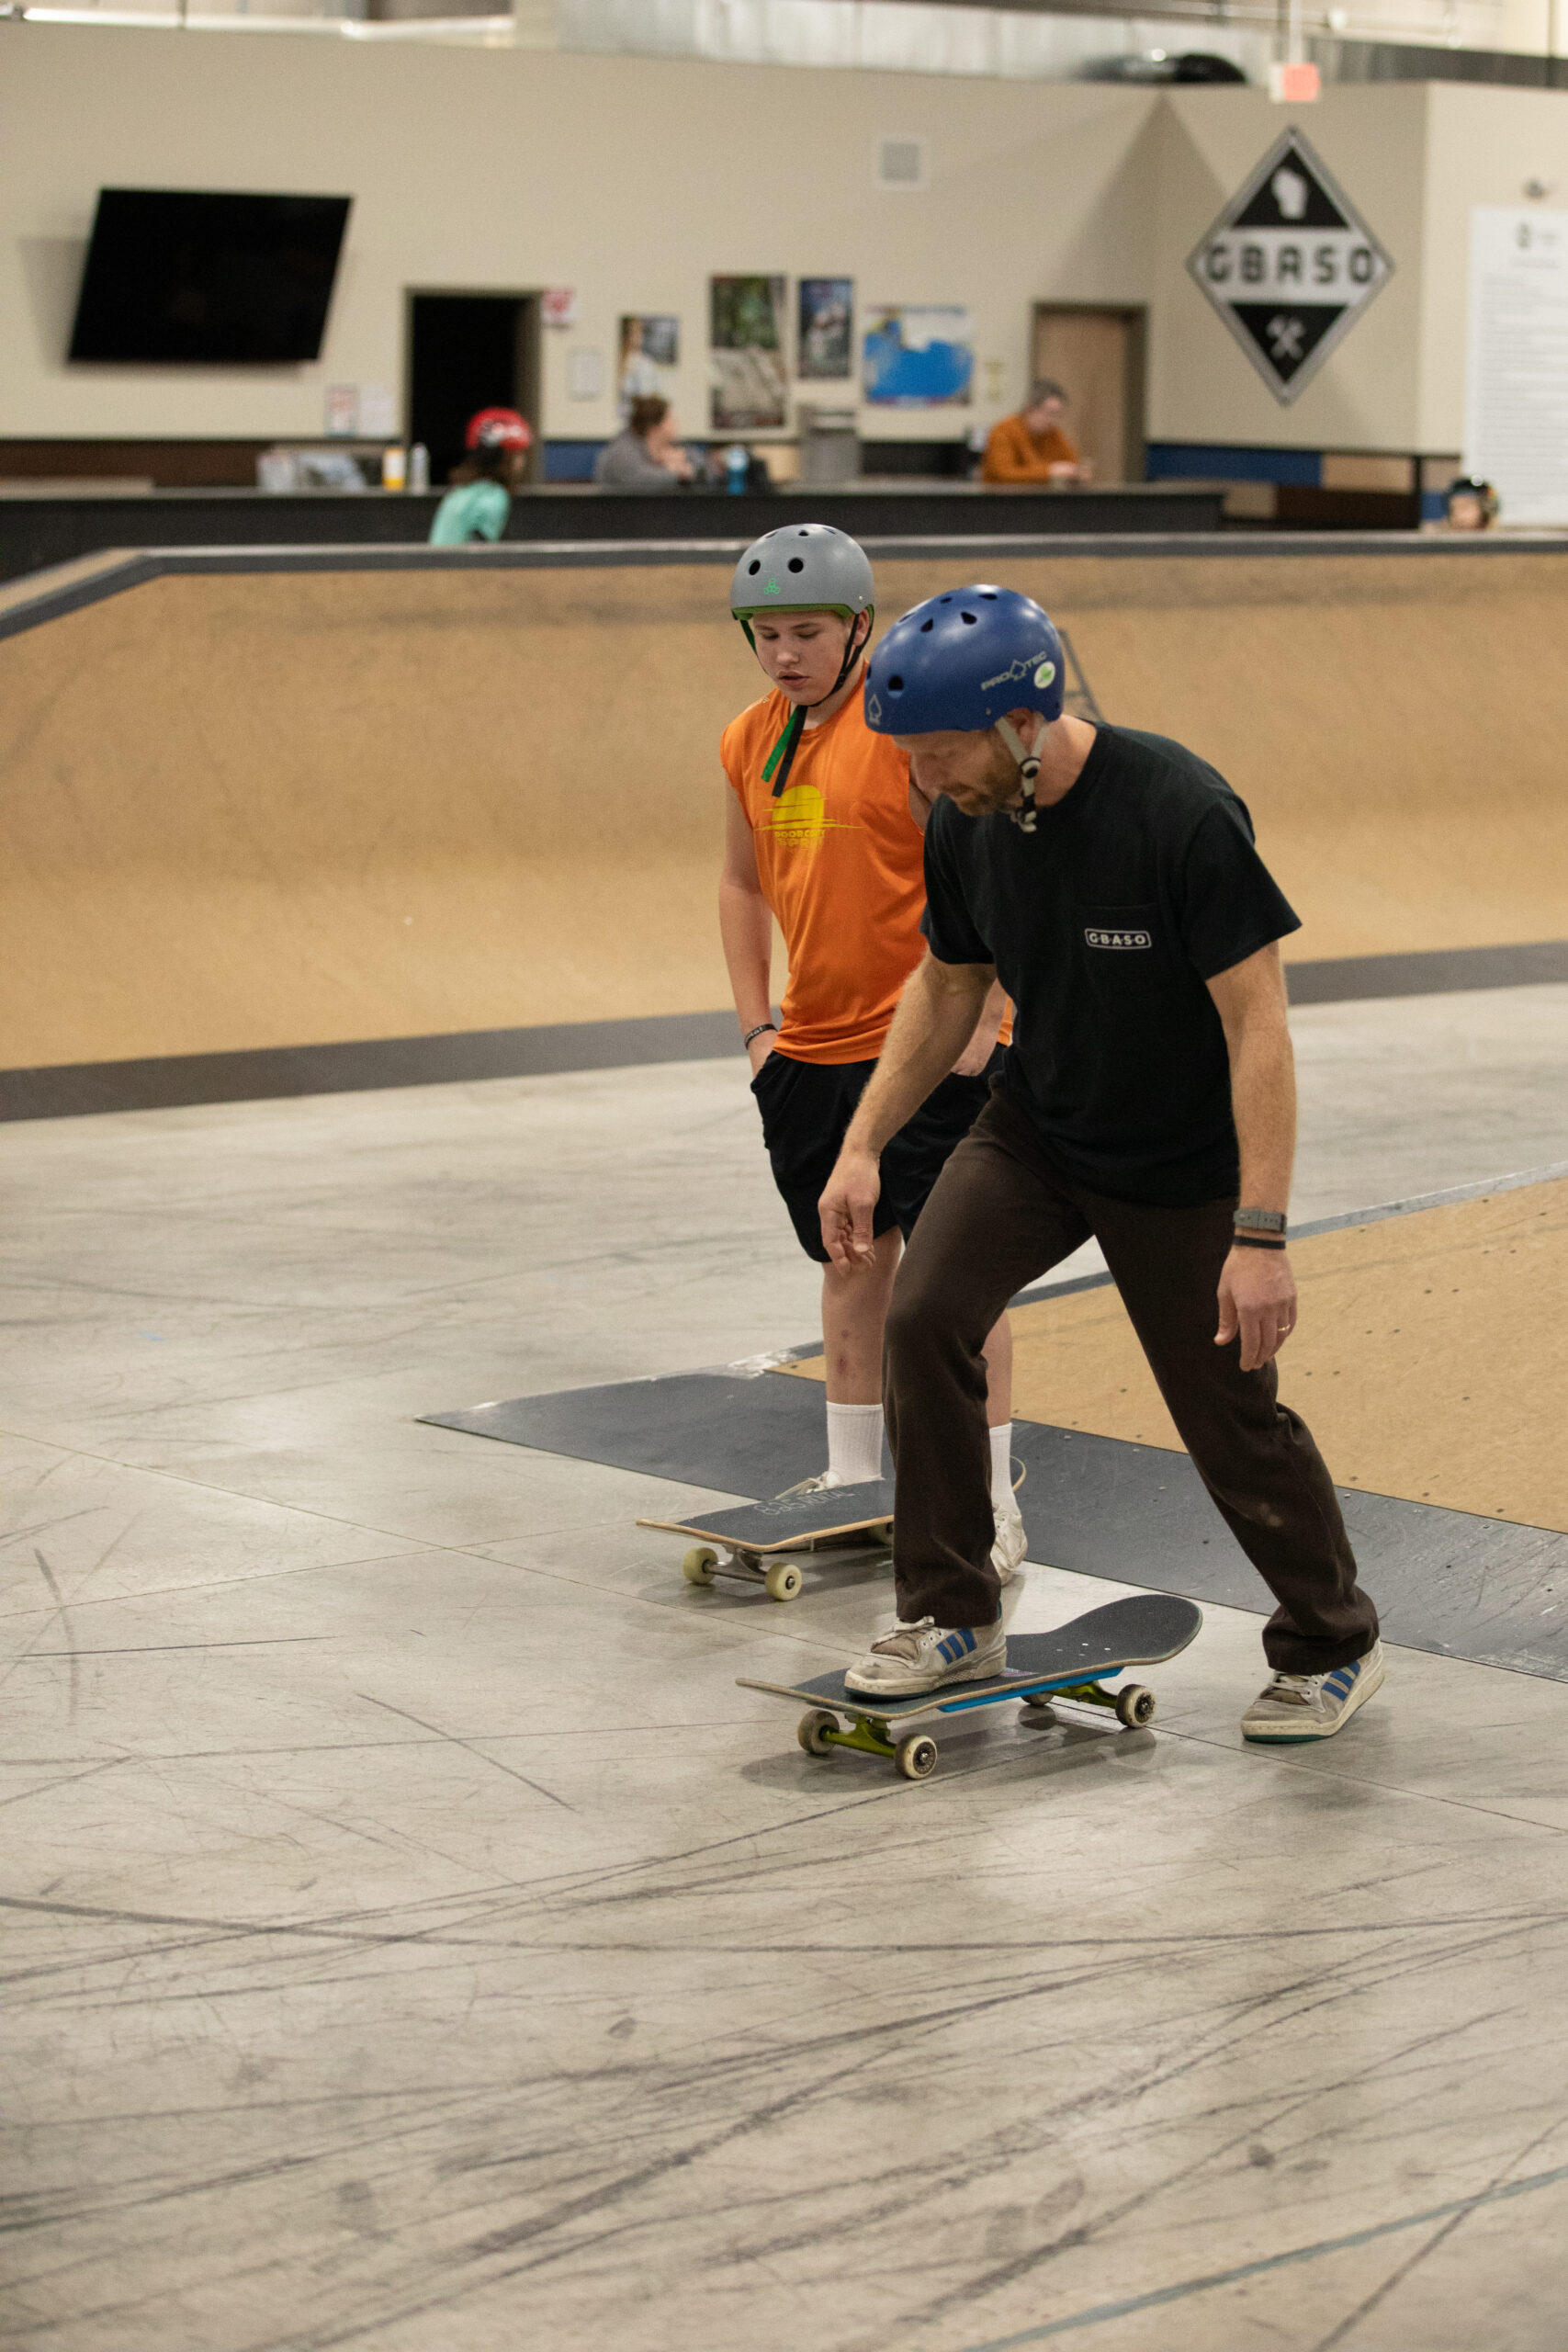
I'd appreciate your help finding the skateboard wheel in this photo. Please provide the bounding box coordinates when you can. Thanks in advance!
[1117,1683,1156,1728]
[764,1561,803,1603]
[682,1546,717,1586]
[896,1733,939,1781]
[797,1708,839,1756]
[1020,1690,1056,1713]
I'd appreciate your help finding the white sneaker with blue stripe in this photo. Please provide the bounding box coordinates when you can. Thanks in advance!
[1240,1641,1385,1742]
[844,1616,1007,1697]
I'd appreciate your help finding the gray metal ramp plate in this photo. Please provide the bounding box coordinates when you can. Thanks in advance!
[425,1370,1568,1683]
[423,1371,838,1499]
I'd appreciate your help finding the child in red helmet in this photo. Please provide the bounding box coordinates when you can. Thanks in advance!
[428,408,533,546]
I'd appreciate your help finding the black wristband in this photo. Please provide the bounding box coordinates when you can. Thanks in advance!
[1232,1232,1288,1250]
[741,1022,777,1049]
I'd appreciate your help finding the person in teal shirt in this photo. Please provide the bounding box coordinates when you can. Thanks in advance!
[428,407,533,545]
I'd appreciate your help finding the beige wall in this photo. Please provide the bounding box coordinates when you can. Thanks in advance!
[6,26,1568,458]
[0,23,1156,449]
[1418,83,1568,452]
[1146,85,1429,452]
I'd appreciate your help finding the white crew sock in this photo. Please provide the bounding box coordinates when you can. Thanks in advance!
[827,1400,884,1487]
[989,1422,1015,1511]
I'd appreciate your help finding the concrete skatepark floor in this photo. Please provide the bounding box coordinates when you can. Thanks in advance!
[4,979,1568,2351]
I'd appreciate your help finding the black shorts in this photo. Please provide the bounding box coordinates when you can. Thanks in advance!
[750,1046,1008,1264]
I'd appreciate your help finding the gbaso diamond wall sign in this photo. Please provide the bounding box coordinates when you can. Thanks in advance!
[1187,130,1393,403]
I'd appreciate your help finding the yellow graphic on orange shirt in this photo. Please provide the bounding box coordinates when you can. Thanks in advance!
[758,781,861,856]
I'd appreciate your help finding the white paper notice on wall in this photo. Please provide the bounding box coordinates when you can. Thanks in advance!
[1464,208,1568,525]
[357,383,398,438]
[567,348,604,401]
[323,384,359,437]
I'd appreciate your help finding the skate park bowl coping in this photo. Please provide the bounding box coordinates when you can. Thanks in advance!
[2,534,1567,1077]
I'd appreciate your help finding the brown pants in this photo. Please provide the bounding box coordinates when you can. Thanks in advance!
[884,1093,1379,1674]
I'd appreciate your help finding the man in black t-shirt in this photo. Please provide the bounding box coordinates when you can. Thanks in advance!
[818,587,1382,1745]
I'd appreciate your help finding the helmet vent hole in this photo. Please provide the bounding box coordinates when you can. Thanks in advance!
[981,591,997,600]
[939,595,952,604]
[960,611,976,624]
[919,618,933,632]
[748,560,761,574]
[888,674,904,691]
[787,558,805,572]
[799,529,811,537]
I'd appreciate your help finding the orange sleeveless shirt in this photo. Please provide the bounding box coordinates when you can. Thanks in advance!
[722,688,928,1065]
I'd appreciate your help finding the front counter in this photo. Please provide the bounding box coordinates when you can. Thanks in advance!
[0,479,1226,584]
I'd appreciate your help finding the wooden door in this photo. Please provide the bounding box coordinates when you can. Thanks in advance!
[1031,307,1145,485]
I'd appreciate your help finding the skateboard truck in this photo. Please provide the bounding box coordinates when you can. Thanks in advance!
[794,1674,1158,1780]
[682,1544,805,1604]
[739,1595,1200,1780]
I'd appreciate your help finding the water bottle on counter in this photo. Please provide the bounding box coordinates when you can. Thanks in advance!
[409,443,430,494]
[381,446,407,492]
[725,444,750,494]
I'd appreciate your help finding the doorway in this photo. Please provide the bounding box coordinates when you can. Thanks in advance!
[405,290,542,488]
[1031,306,1146,484]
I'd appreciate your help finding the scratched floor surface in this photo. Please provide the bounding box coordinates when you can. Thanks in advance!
[4,984,1568,2352]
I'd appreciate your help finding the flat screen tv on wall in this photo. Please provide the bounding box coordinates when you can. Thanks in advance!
[68,189,353,364]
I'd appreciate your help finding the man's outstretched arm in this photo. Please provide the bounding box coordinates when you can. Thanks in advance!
[818,952,993,1269]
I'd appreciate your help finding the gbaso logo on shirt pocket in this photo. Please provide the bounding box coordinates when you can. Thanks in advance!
[1084,925,1153,951]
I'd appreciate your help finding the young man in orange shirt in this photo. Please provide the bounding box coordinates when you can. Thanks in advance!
[718,525,1025,1577]
[979,379,1090,485]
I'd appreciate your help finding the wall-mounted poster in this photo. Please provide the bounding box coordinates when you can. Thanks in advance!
[798,278,854,380]
[863,304,974,406]
[617,315,680,419]
[710,275,788,431]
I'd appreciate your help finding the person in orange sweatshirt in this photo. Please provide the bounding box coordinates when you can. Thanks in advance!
[979,379,1091,485]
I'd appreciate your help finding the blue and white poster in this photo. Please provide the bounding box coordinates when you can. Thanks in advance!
[862,304,973,406]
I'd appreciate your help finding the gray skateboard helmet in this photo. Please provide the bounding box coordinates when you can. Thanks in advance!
[731,524,875,641]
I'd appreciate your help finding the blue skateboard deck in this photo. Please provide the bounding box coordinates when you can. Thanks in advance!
[739,1593,1201,1778]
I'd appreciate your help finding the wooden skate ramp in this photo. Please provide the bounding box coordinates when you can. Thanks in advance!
[3,544,1567,1069]
[784,1174,1568,1536]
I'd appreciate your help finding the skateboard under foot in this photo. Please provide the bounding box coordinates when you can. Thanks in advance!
[738,1593,1202,1779]
[639,1477,895,1602]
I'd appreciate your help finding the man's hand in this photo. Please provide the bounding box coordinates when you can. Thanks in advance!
[949,1035,993,1078]
[1215,1246,1297,1373]
[747,1032,776,1078]
[819,1147,882,1271]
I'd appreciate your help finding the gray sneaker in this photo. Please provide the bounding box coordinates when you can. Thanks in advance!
[1241,1641,1385,1743]
[844,1615,1006,1697]
[991,1503,1027,1587]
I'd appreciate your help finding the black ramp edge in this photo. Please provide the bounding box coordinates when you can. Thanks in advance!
[1288,940,1568,1004]
[428,1365,1568,1683]
[12,941,1568,1122]
[0,1011,749,1123]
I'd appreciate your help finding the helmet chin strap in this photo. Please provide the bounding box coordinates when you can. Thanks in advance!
[763,612,873,798]
[995,714,1051,833]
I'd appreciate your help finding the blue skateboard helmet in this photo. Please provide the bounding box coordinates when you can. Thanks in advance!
[864,586,1065,737]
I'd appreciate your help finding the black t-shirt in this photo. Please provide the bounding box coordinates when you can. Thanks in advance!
[921,725,1300,1205]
